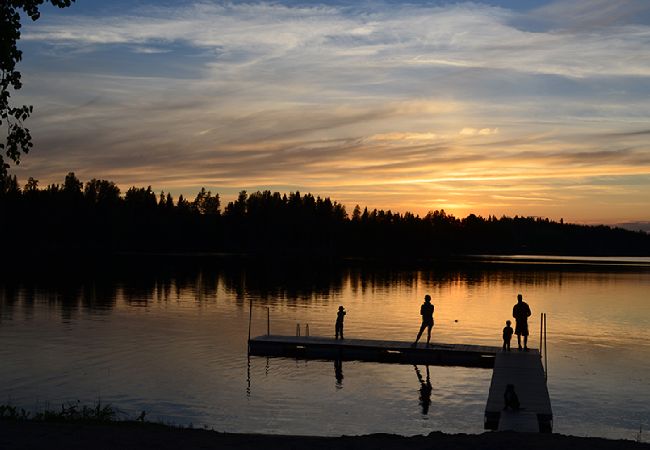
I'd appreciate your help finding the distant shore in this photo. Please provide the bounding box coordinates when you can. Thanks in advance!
[2,251,650,276]
[1,421,649,450]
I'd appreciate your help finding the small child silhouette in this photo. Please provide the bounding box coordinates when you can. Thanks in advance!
[503,320,514,352]
[335,306,346,339]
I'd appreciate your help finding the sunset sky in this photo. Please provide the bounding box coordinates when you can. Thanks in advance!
[12,0,650,225]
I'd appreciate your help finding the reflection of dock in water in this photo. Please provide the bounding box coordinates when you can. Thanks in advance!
[248,334,552,433]
[248,335,499,367]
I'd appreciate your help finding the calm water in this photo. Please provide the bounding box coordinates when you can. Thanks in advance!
[1,257,649,440]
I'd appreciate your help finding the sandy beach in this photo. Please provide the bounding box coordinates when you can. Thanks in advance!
[1,421,649,450]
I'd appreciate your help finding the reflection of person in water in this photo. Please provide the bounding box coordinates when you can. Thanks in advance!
[334,359,343,387]
[414,365,432,414]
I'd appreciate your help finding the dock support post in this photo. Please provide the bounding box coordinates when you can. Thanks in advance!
[539,313,546,357]
[247,298,253,353]
[296,324,300,336]
[306,324,310,337]
[267,308,270,336]
[539,313,548,379]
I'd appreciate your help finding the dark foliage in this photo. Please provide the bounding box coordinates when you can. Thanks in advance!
[1,172,649,257]
[1,0,75,175]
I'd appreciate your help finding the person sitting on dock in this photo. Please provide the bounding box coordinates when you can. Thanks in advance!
[335,306,346,339]
[502,320,514,351]
[512,294,532,351]
[503,384,520,410]
[412,295,434,347]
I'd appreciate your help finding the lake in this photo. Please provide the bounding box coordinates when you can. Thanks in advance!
[1,256,649,440]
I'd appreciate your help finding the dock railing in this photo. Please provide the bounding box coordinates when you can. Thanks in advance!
[540,312,548,380]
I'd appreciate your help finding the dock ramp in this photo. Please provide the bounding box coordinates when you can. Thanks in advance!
[484,350,552,432]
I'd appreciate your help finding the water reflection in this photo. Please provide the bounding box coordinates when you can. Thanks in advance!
[1,256,649,440]
[246,354,251,398]
[334,359,344,388]
[414,365,432,415]
[3,257,647,321]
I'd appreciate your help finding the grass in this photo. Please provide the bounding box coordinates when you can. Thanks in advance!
[1,401,119,423]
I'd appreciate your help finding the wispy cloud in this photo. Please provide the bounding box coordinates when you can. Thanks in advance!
[24,2,650,78]
[532,0,650,30]
[11,1,650,223]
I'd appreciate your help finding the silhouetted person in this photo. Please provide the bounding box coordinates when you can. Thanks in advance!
[414,365,432,414]
[413,294,434,347]
[502,319,514,351]
[512,294,531,350]
[503,384,520,410]
[335,305,346,339]
[334,359,344,387]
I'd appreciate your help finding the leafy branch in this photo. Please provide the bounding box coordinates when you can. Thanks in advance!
[1,0,74,176]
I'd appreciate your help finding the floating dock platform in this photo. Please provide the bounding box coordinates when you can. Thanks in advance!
[249,334,552,433]
[249,335,500,368]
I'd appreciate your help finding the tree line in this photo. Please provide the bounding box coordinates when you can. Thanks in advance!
[1,172,649,257]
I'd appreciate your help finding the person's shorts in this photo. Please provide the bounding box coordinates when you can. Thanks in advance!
[515,321,529,336]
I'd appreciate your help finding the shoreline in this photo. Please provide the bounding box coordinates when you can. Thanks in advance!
[1,421,649,450]
[2,252,650,276]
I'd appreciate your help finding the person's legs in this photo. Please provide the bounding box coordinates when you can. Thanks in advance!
[340,323,344,339]
[426,324,432,345]
[523,334,528,349]
[517,334,522,349]
[415,322,426,343]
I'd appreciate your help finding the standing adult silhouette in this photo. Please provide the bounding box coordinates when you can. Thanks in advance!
[413,294,434,347]
[512,294,532,350]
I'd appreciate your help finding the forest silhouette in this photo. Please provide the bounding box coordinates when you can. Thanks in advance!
[1,172,649,257]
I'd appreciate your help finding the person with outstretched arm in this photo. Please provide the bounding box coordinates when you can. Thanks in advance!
[335,305,346,339]
[412,294,434,347]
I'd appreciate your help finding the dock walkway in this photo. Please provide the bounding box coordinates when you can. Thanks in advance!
[484,349,552,432]
[249,335,552,432]
[249,335,499,367]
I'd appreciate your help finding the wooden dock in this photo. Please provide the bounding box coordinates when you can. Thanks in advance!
[249,335,500,368]
[249,335,552,432]
[484,349,552,432]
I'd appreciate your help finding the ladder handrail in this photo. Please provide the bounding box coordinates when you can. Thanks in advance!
[540,312,548,381]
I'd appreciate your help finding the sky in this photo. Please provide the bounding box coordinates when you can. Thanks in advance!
[10,0,650,225]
